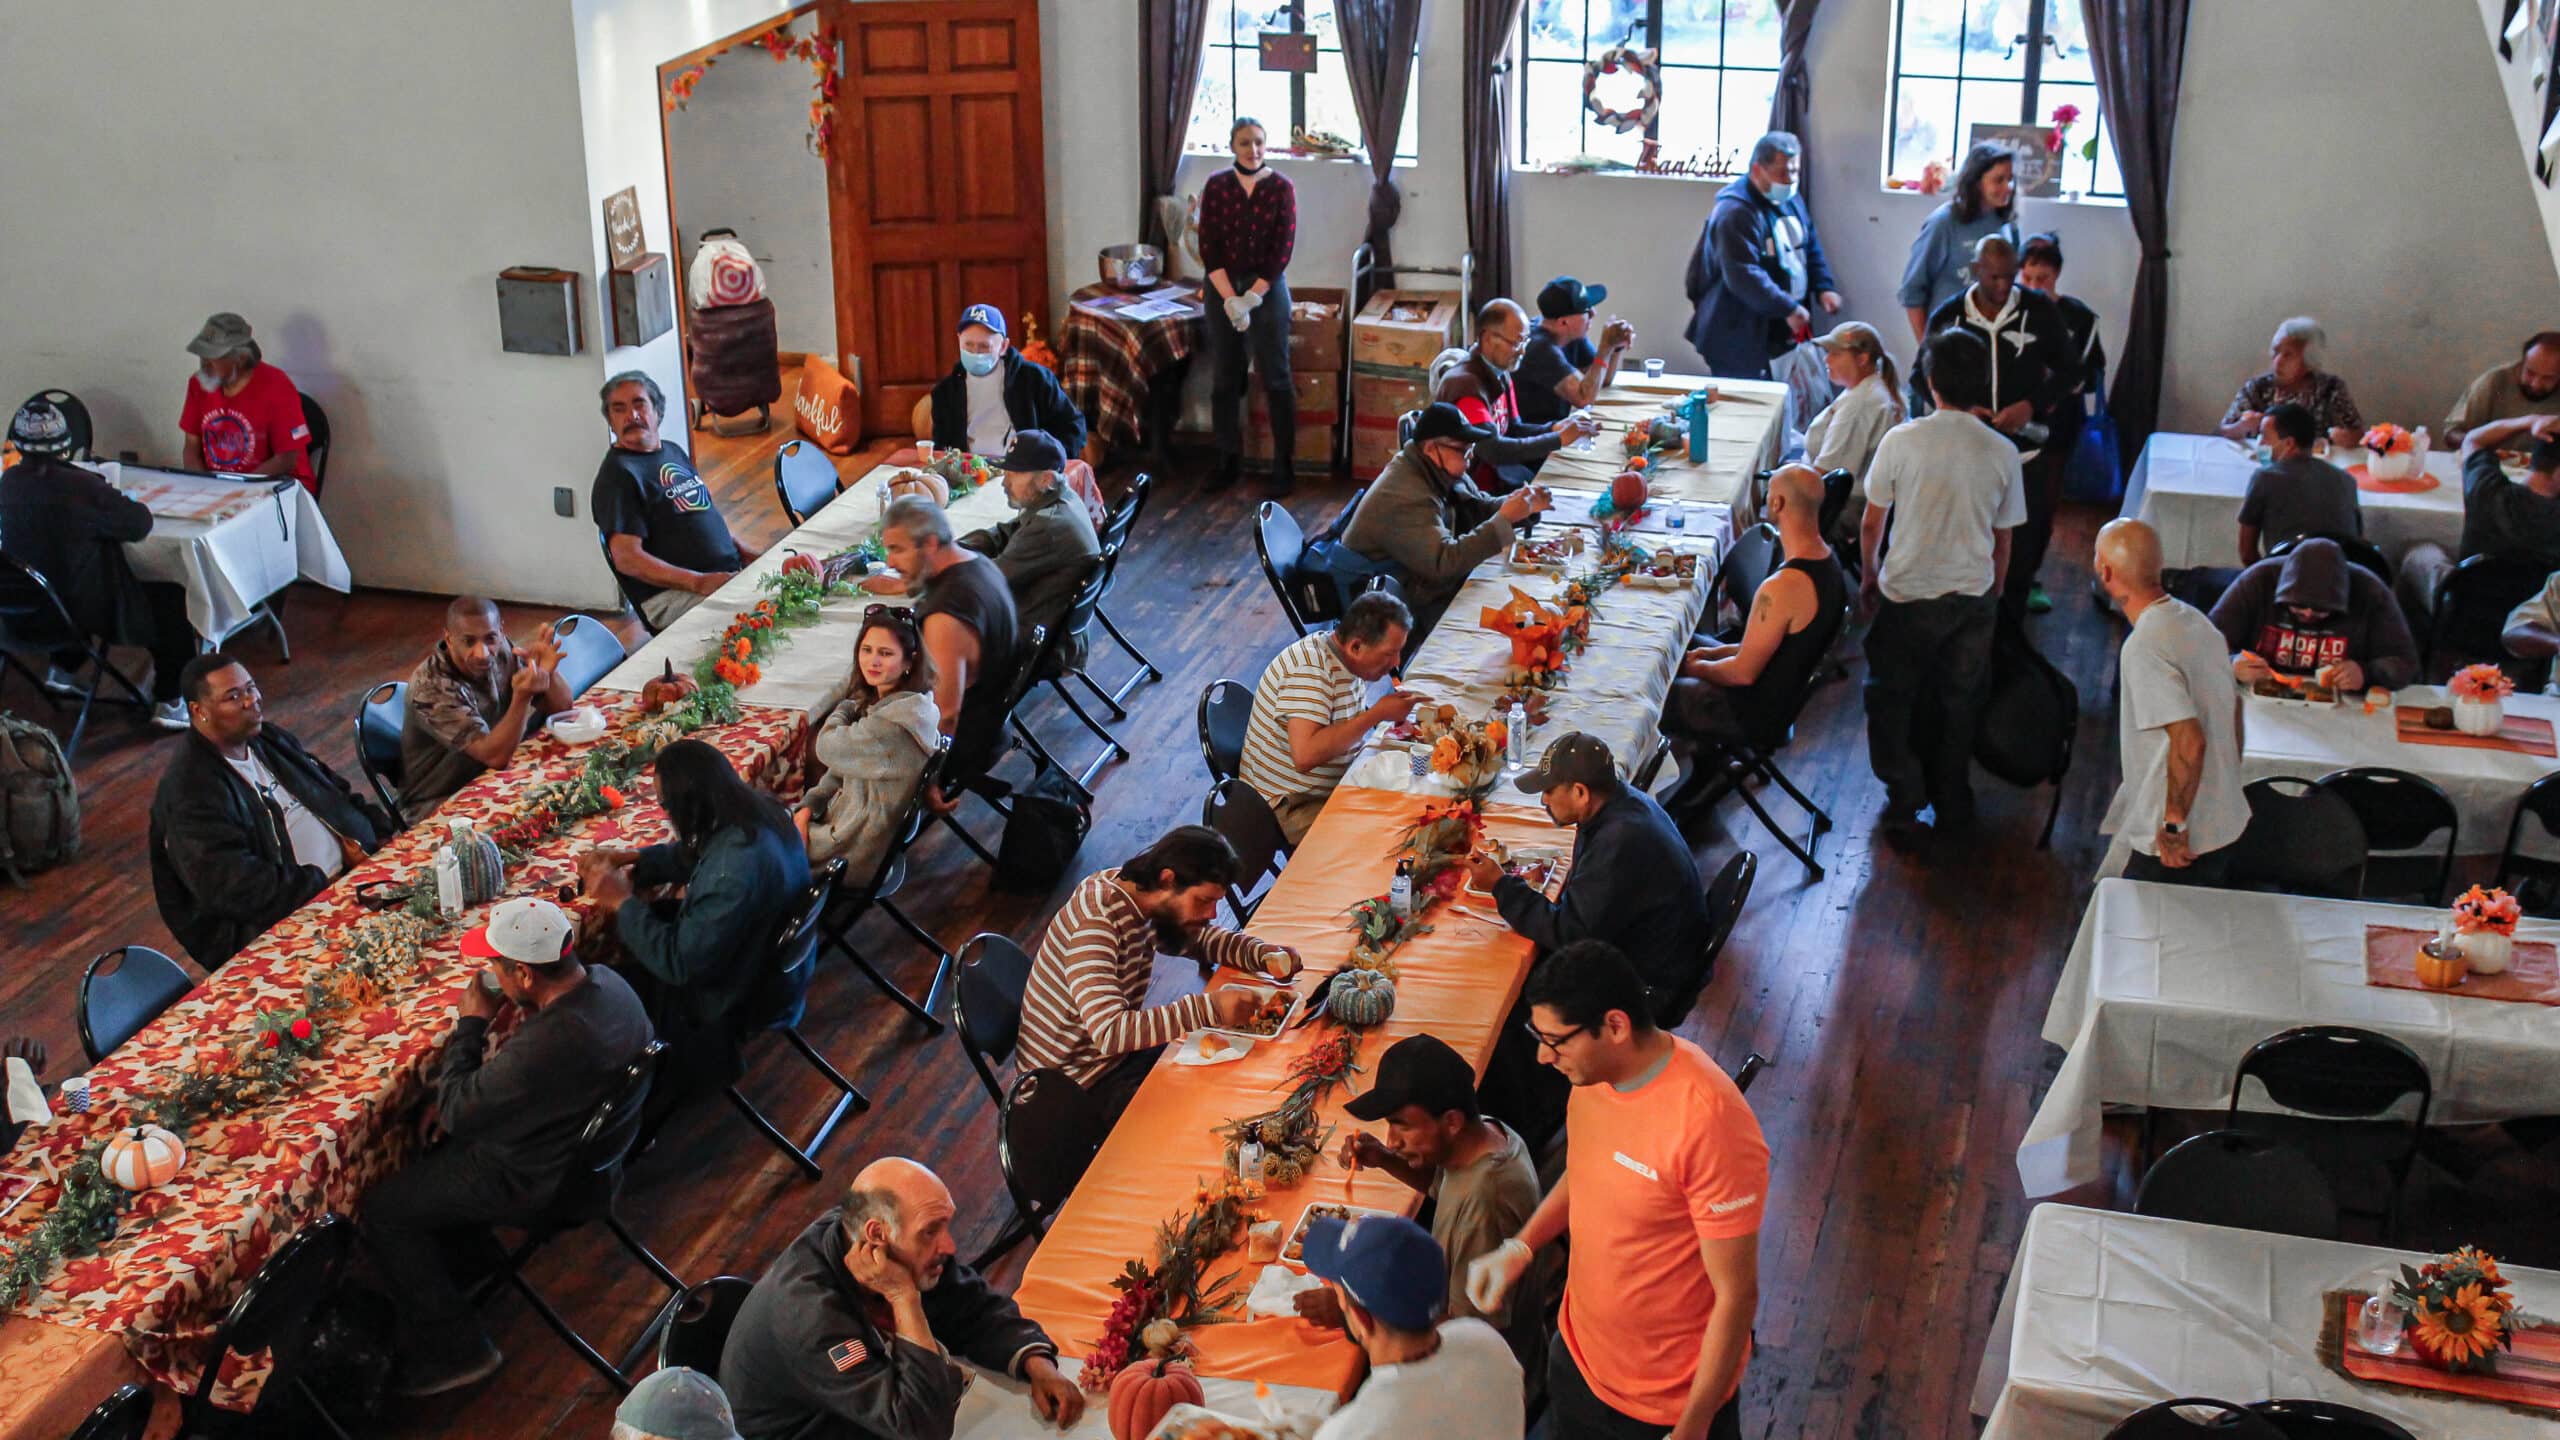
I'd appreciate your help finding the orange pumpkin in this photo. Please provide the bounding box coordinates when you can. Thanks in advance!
[1610,469,1649,511]
[1108,1356,1204,1440]
[101,1125,187,1191]
[640,659,700,714]
[781,551,821,579]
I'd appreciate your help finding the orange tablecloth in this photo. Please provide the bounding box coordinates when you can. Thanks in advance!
[0,699,805,1428]
[1010,788,1563,1392]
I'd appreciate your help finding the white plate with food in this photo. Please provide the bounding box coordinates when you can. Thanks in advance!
[1202,980,1305,1042]
[1145,1404,1284,1440]
[1464,844,1565,900]
[1280,1201,1403,1267]
[1621,549,1706,589]
[1172,1030,1255,1065]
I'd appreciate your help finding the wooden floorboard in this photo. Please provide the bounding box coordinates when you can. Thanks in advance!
[6,369,2554,1438]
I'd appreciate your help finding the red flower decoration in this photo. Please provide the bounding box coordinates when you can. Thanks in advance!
[258,1030,281,1050]
[598,785,626,809]
[288,1017,313,1041]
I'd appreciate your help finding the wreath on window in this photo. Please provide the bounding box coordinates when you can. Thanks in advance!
[1583,45,1661,134]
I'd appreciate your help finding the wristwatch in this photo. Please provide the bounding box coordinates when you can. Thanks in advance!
[2161,820,2186,837]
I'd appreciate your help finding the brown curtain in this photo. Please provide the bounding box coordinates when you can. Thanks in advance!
[1337,0,1426,281]
[1767,0,1821,206]
[1462,0,1529,305]
[2082,0,2190,466]
[1139,0,1215,250]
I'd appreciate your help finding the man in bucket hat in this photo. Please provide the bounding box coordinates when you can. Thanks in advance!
[179,312,315,488]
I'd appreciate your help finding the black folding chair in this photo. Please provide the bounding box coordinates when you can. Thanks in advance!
[771,438,843,526]
[300,394,332,495]
[972,1067,1108,1270]
[2314,766,2457,904]
[78,945,193,1064]
[1020,551,1129,789]
[1202,779,1291,924]
[1707,523,1780,643]
[2494,770,2560,916]
[475,1040,684,1389]
[935,624,1066,868]
[549,614,628,701]
[2132,1129,2341,1240]
[1196,678,1251,784]
[951,932,1035,1110]
[1730,1052,1768,1094]
[65,1383,151,1440]
[2226,1025,2431,1239]
[1813,466,1855,536]
[0,552,152,760]
[817,741,957,1033]
[2426,550,2549,675]
[1396,408,1420,448]
[598,531,664,637]
[652,1275,756,1373]
[1090,472,1163,707]
[2241,1400,2415,1439]
[1654,851,1754,1030]
[182,1213,358,1439]
[2103,1399,2284,1440]
[1254,502,1319,637]
[352,680,407,821]
[730,860,872,1180]
[2223,777,2369,900]
[1670,666,1834,880]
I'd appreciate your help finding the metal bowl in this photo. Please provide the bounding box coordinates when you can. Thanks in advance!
[1098,243,1163,290]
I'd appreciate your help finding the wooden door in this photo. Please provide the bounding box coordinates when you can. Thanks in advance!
[825,0,1049,437]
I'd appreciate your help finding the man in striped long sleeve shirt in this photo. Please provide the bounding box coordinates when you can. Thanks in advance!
[1016,825,1301,1123]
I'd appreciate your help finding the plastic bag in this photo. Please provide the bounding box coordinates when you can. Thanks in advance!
[687,229,766,309]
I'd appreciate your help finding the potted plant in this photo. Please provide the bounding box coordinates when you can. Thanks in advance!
[2452,884,2522,975]
[2447,662,2514,737]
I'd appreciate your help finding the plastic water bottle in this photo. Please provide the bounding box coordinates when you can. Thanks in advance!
[1390,859,1415,920]
[433,846,463,918]
[1505,701,1527,764]
[1237,1123,1266,1184]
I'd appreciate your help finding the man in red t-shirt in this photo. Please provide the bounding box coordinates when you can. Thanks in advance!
[1433,297,1601,495]
[1470,939,1768,1440]
[179,313,314,490]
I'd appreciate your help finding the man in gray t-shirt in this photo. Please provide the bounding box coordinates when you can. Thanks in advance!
[2236,402,2360,565]
[2093,520,2248,885]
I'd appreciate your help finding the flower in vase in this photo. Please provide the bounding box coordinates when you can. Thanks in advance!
[2453,884,2522,936]
[2448,663,2516,703]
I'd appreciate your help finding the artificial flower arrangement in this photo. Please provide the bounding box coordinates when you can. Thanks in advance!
[1216,1031,1365,1191]
[1080,1171,1266,1392]
[2387,1246,2542,1371]
[929,449,995,500]
[2449,663,2517,704]
[2453,884,2522,936]
[2048,102,2094,163]
[1341,798,1486,971]
[2362,423,2417,457]
[1482,585,1589,689]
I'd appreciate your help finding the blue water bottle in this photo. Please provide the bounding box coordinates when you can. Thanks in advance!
[1680,386,1712,456]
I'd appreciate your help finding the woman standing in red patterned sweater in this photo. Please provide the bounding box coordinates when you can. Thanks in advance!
[1198,117,1299,494]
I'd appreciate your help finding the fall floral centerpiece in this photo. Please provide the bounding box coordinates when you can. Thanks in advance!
[2388,1246,2538,1372]
[1216,1031,1365,1189]
[2363,423,2417,457]
[1080,1172,1265,1392]
[2452,884,2524,975]
[1482,585,1588,690]
[2361,422,2429,482]
[2448,661,2516,738]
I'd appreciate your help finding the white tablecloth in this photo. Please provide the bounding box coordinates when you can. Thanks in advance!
[2020,879,2560,1195]
[591,462,1016,720]
[101,464,352,643]
[2123,432,2466,571]
[1973,1205,2560,1438]
[2238,687,2560,858]
[952,1356,1332,1438]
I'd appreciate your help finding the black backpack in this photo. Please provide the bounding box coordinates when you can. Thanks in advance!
[1970,616,2079,846]
[996,762,1091,892]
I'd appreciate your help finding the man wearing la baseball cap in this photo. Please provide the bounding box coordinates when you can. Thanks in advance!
[901,299,1087,469]
[1299,1212,1525,1435]
[1516,276,1636,426]
[362,897,655,1397]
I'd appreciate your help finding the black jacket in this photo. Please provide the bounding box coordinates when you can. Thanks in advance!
[1494,785,1710,1003]
[927,350,1086,459]
[0,456,153,639]
[1922,287,2084,435]
[722,1214,1055,1440]
[149,726,391,968]
[432,966,655,1204]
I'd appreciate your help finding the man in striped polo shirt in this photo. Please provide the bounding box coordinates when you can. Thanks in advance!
[1239,590,1421,844]
[1017,826,1301,1123]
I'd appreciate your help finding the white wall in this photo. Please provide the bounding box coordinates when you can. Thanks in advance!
[0,0,609,606]
[665,13,837,356]
[2160,0,2560,435]
[2480,0,2560,294]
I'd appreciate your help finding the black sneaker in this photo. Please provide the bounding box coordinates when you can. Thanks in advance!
[390,1336,504,1397]
[1203,456,1241,492]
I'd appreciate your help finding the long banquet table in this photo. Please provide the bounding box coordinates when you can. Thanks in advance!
[0,698,806,1434]
[2122,431,2471,571]
[2236,685,2560,859]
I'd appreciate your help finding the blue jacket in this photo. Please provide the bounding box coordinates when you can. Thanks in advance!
[618,821,813,1031]
[1897,203,2020,319]
[1684,176,1835,380]
[1494,785,1710,1008]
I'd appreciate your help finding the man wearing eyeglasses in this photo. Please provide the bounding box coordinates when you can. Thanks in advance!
[149,652,392,968]
[1340,402,1553,637]
[1470,940,1767,1440]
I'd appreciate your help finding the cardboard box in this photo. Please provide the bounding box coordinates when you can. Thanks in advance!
[1246,418,1337,465]
[1246,367,1342,422]
[1351,289,1460,371]
[1350,413,1404,473]
[1350,366,1433,431]
[1287,285,1348,372]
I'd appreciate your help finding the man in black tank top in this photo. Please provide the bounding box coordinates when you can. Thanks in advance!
[873,495,1019,796]
[1664,465,1845,792]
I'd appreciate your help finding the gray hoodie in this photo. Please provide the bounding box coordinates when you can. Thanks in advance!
[803,689,940,881]
[2207,538,2418,688]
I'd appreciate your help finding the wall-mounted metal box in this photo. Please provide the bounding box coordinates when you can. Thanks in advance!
[496,267,584,356]
[609,253,674,348]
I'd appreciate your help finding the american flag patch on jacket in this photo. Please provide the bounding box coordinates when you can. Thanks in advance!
[828,1338,869,1372]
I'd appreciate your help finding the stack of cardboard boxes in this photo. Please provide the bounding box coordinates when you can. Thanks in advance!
[1347,289,1462,476]
[1244,285,1347,468]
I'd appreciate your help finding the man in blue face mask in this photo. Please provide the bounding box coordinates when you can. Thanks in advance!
[1683,131,1840,382]
[899,303,1087,469]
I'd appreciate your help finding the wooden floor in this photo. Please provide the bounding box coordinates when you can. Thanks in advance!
[4,369,2553,1438]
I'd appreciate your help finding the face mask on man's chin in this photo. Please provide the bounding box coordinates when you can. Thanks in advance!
[1763,179,1797,205]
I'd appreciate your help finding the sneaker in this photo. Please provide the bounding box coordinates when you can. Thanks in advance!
[1203,455,1241,492]
[2026,582,2054,614]
[150,700,190,731]
[390,1336,504,1398]
[40,666,81,698]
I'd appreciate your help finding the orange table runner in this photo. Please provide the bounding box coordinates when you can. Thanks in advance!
[2331,1291,2560,1413]
[2348,463,2440,494]
[2393,707,2559,757]
[0,699,804,1426]
[1010,788,1565,1391]
[2365,925,2560,1005]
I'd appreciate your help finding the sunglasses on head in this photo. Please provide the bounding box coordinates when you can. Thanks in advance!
[862,603,919,629]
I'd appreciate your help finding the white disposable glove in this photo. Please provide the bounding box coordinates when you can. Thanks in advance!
[1226,290,1263,332]
[1465,1237,1533,1314]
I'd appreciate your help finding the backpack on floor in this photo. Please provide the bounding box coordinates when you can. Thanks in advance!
[996,762,1091,892]
[0,712,78,885]
[1971,617,2079,847]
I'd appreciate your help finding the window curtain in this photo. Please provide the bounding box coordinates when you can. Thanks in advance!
[1139,0,1215,250]
[1336,0,1427,284]
[1767,0,1821,206]
[1462,0,1529,305]
[2081,0,2190,467]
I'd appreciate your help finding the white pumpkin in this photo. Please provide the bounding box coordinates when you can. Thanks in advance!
[100,1124,187,1191]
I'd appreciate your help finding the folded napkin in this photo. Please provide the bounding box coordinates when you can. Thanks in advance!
[1244,1263,1325,1319]
[6,1057,49,1126]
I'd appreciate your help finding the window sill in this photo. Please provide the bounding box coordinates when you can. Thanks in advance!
[1186,149,1417,171]
[1512,163,1741,185]
[1878,182,2128,209]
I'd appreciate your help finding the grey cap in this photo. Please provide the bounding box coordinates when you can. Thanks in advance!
[615,1367,741,1440]
[186,312,255,359]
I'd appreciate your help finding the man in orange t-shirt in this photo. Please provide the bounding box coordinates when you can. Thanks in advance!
[1467,939,1768,1440]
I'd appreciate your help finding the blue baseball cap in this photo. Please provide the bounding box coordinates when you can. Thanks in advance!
[957,304,1007,337]
[1300,1213,1444,1332]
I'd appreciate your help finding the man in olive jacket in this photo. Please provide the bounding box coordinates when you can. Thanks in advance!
[957,430,1100,670]
[1340,403,1554,636]
[148,653,390,968]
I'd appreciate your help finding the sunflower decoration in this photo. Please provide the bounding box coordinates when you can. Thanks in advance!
[2390,1245,2536,1372]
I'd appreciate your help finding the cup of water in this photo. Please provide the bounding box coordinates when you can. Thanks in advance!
[1668,506,1687,531]
[2354,1271,2405,1356]
[1643,358,1665,381]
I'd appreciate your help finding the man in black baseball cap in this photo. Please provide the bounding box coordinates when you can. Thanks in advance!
[956,427,1100,668]
[1518,277,1637,427]
[1308,1034,1544,1365]
[1339,402,1554,636]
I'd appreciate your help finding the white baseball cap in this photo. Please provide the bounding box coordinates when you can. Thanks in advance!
[460,897,574,966]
